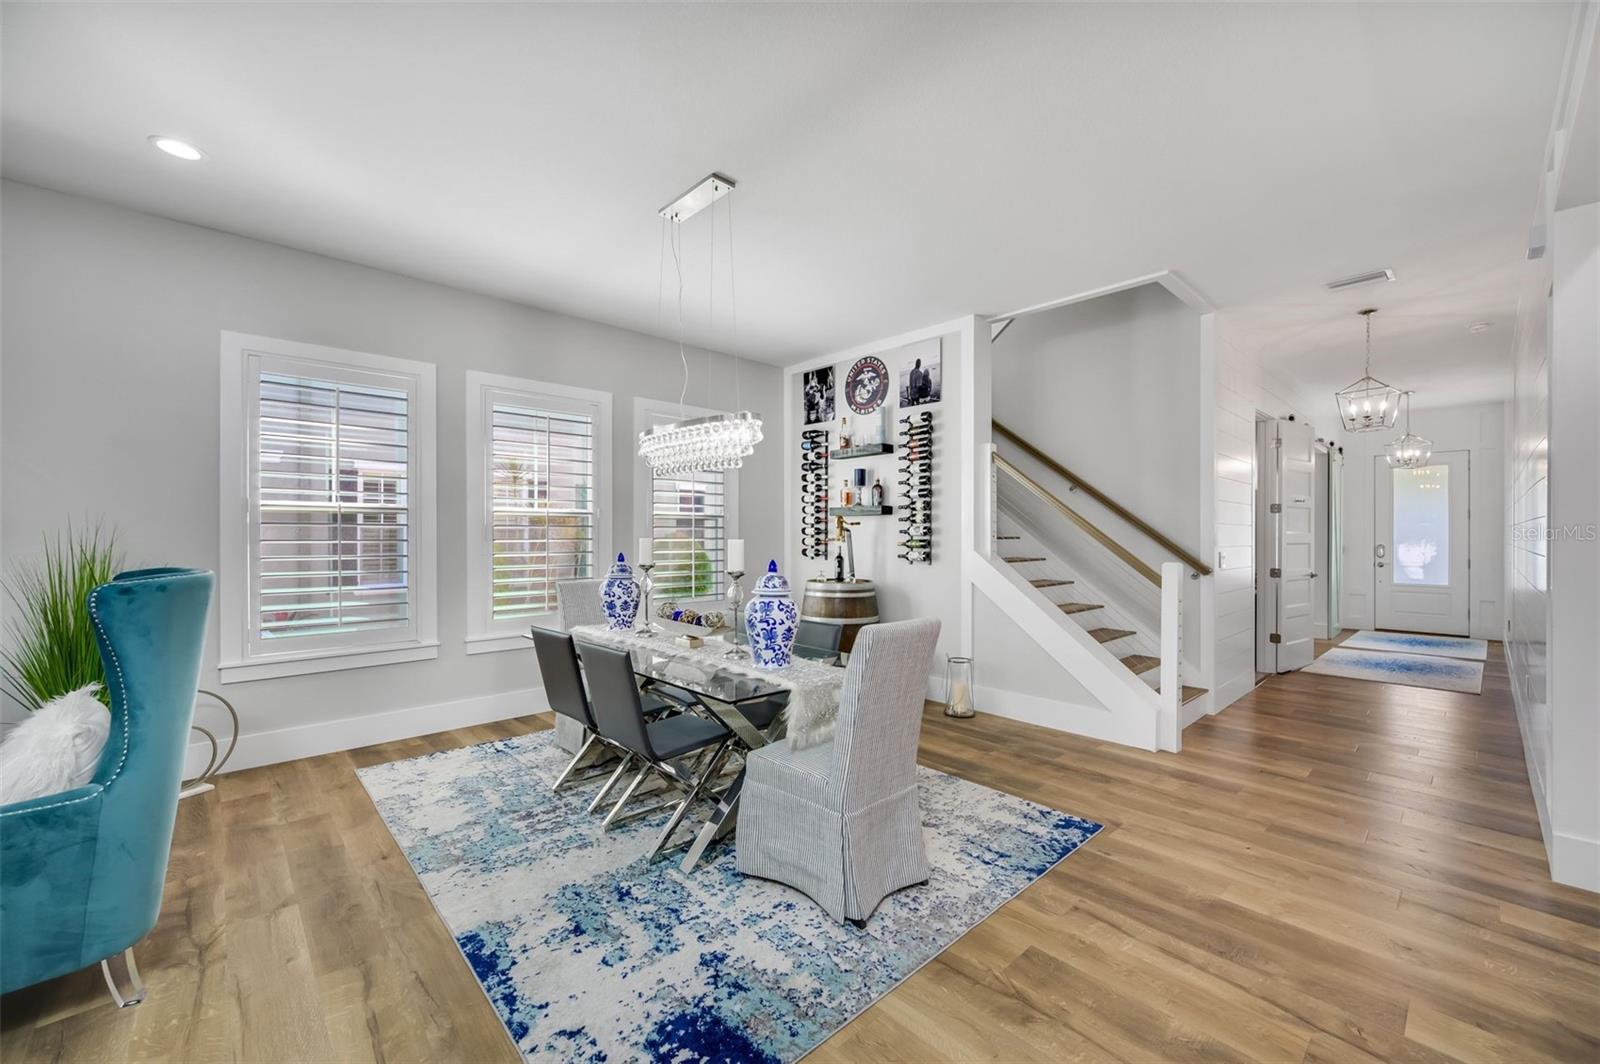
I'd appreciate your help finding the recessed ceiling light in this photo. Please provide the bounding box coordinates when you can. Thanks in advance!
[149,135,205,161]
[1468,321,1494,333]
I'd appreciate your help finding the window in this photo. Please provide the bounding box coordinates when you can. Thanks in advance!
[466,373,611,652]
[635,399,739,603]
[651,468,728,598]
[220,333,437,682]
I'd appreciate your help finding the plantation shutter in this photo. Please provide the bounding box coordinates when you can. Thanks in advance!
[489,401,596,618]
[254,366,412,644]
[651,468,726,599]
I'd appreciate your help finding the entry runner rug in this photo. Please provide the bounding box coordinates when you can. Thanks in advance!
[1303,646,1484,694]
[357,730,1102,1063]
[1339,629,1488,661]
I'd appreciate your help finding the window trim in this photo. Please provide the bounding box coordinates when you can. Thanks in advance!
[219,332,438,683]
[465,372,612,654]
[633,398,741,610]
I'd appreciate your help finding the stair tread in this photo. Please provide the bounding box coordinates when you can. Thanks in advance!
[1087,627,1135,643]
[1120,654,1160,675]
[1003,556,1046,563]
[1029,578,1074,588]
[1156,684,1209,705]
[1058,602,1104,614]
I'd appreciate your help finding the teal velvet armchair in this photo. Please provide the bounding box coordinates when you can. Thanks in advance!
[1,567,212,1004]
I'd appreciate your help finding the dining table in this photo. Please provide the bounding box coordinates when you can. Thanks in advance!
[562,623,848,872]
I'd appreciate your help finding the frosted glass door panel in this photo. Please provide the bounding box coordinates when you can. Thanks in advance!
[1392,465,1450,586]
[1375,451,1469,636]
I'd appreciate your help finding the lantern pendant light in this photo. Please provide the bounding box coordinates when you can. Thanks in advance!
[1334,308,1403,433]
[1385,391,1432,469]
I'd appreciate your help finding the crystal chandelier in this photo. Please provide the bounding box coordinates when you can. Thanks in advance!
[1385,391,1432,469]
[1334,308,1402,433]
[639,173,763,475]
[639,411,764,476]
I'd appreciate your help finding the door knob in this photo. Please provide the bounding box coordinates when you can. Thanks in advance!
[1309,572,1318,578]
[1376,561,1386,568]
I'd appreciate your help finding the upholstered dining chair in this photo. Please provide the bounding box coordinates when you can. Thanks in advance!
[552,579,608,753]
[735,618,941,925]
[530,626,685,796]
[0,567,213,1004]
[578,641,736,857]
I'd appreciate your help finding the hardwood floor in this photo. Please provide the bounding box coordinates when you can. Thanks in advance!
[4,638,1597,1062]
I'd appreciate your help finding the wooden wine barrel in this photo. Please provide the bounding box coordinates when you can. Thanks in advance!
[800,579,880,654]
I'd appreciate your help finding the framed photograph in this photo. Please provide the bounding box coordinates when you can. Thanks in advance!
[897,338,942,407]
[802,366,835,424]
[845,355,890,414]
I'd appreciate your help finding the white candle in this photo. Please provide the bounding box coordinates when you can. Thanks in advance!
[637,536,653,566]
[729,538,746,574]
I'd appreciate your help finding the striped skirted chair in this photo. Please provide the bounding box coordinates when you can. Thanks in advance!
[735,618,941,925]
[0,568,212,1004]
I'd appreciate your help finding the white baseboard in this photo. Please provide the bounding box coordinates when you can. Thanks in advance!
[1551,829,1600,893]
[968,683,1156,750]
[185,685,545,777]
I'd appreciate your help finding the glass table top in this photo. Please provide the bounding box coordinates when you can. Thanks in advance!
[610,643,789,704]
[545,625,842,705]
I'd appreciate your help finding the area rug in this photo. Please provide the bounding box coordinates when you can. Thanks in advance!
[1303,646,1483,694]
[1339,629,1488,661]
[356,731,1101,1063]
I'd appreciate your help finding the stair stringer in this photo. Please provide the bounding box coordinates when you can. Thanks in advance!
[968,550,1164,751]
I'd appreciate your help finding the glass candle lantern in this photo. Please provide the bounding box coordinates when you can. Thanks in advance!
[943,655,975,718]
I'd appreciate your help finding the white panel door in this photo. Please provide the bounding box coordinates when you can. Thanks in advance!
[1375,452,1470,636]
[1274,420,1317,670]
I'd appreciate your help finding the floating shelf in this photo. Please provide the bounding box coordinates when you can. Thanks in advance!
[832,444,894,459]
[829,505,894,517]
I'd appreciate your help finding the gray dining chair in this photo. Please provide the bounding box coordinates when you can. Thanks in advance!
[552,579,607,753]
[735,618,941,925]
[530,626,684,794]
[578,641,736,858]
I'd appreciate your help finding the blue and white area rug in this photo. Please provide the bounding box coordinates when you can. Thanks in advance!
[356,731,1101,1062]
[1303,646,1484,694]
[1339,629,1488,661]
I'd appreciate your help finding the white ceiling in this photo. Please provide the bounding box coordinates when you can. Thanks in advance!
[1,2,1576,407]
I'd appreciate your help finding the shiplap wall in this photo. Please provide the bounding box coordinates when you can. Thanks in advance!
[1213,328,1338,710]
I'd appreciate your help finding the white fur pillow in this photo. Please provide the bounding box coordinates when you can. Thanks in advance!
[0,684,112,804]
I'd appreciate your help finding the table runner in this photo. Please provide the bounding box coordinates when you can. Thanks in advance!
[571,624,846,749]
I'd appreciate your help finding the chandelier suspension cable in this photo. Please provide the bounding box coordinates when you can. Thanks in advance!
[671,218,688,421]
[728,189,740,413]
[708,189,715,414]
[1364,308,1372,379]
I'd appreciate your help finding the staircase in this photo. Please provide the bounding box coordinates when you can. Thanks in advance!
[996,526,1207,706]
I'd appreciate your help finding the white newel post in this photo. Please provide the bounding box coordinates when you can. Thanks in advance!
[1159,561,1183,752]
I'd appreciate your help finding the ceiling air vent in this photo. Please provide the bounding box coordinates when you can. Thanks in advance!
[1325,268,1396,291]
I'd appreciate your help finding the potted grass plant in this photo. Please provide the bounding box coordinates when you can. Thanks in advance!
[2,525,122,710]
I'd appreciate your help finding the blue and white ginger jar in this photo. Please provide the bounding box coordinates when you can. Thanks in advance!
[600,553,640,631]
[744,560,799,668]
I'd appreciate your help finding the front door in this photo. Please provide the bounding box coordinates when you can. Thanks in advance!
[1257,418,1317,673]
[1374,451,1470,636]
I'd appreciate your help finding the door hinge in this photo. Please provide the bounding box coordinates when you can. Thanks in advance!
[1269,502,1282,514]
[1269,567,1281,578]
[1269,633,1282,644]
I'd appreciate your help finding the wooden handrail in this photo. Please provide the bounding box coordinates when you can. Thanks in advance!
[992,453,1162,585]
[992,420,1214,576]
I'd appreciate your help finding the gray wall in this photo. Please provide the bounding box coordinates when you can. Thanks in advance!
[0,180,784,739]
[994,283,1206,559]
